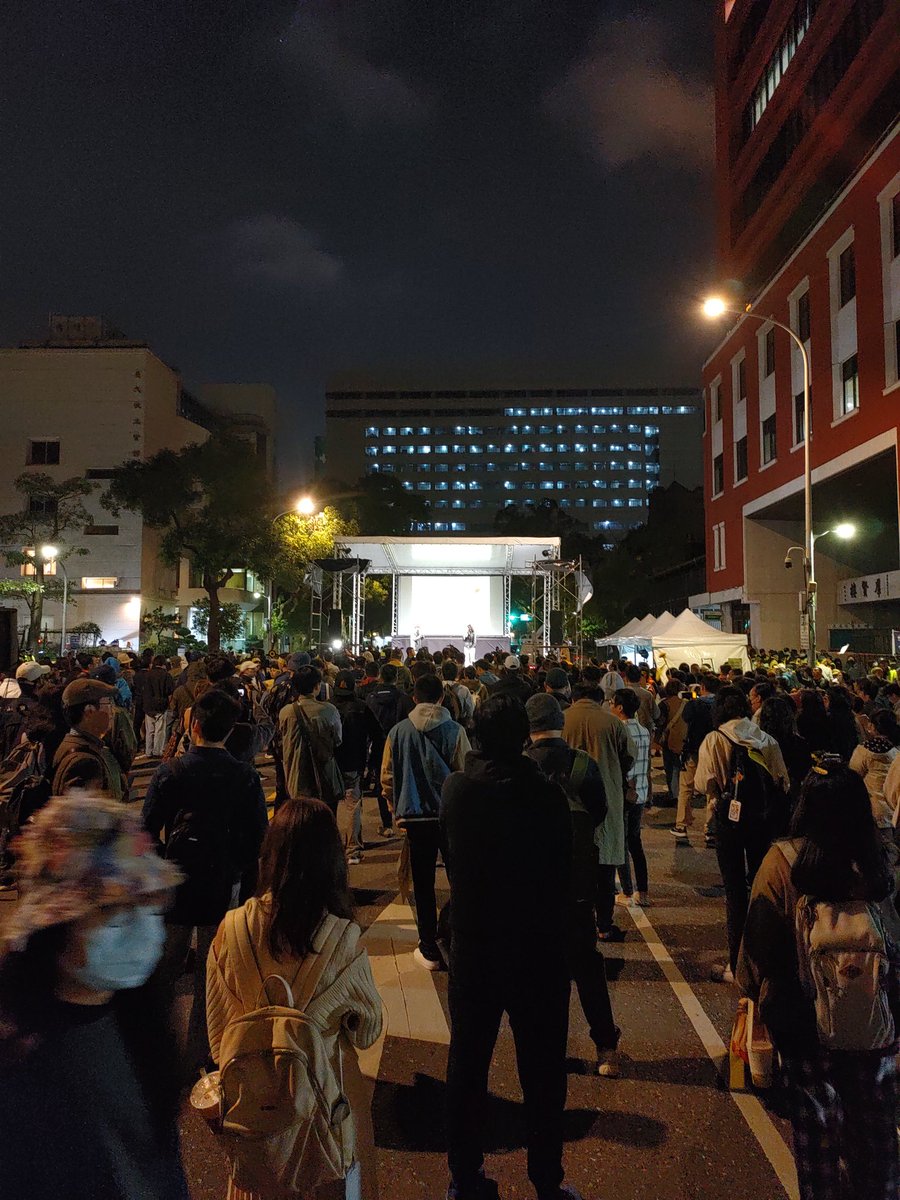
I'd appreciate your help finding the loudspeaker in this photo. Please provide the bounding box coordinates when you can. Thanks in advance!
[326,608,343,640]
[549,610,564,645]
[0,609,17,673]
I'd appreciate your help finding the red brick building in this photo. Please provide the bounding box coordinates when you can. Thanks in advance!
[696,0,900,651]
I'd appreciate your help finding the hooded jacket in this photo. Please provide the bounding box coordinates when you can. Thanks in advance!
[366,682,414,736]
[694,717,790,798]
[380,703,470,821]
[102,656,132,708]
[526,738,606,903]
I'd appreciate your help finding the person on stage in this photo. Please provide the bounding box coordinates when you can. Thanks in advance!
[464,624,476,667]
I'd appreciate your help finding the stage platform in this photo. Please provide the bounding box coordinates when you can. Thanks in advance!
[403,635,511,656]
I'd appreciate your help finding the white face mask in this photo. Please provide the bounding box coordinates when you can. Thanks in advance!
[72,905,166,993]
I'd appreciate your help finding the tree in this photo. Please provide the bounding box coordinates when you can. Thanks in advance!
[103,439,280,650]
[140,606,199,657]
[190,598,245,646]
[68,620,102,647]
[0,473,94,651]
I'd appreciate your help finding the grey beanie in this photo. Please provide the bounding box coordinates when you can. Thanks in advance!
[525,692,564,733]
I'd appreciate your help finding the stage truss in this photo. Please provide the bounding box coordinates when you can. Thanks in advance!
[530,556,585,661]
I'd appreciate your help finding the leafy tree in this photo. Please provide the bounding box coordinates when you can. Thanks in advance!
[140,606,199,657]
[103,439,280,650]
[190,598,245,646]
[0,473,94,651]
[68,620,102,647]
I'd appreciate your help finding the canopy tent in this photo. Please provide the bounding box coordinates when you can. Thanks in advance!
[651,609,751,671]
[643,610,676,638]
[607,616,643,641]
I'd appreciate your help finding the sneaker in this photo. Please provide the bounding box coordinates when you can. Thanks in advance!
[379,826,395,838]
[634,891,651,907]
[347,853,362,866]
[614,892,634,908]
[597,925,626,943]
[669,824,689,840]
[413,945,442,971]
[710,963,734,983]
[704,833,716,849]
[596,1047,622,1078]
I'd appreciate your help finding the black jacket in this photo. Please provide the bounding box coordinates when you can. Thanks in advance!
[440,752,571,982]
[333,695,381,774]
[525,738,606,904]
[366,683,414,736]
[682,694,715,758]
[133,668,175,716]
[142,746,268,925]
[487,674,534,704]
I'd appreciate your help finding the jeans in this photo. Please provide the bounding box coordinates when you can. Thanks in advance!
[661,746,681,800]
[405,820,443,955]
[714,799,772,972]
[158,922,217,1067]
[144,711,172,757]
[370,734,392,829]
[617,802,648,897]
[338,771,364,859]
[447,973,569,1195]
[595,863,618,933]
[565,901,617,1050]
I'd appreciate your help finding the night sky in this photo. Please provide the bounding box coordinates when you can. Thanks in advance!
[3,1,719,485]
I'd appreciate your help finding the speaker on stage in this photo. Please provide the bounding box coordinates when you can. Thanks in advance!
[0,609,17,673]
[326,608,343,641]
[549,610,564,645]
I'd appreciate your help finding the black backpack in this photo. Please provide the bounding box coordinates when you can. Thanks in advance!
[718,733,787,835]
[0,740,51,882]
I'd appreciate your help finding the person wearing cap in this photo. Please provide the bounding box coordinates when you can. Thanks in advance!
[333,670,382,865]
[91,664,139,776]
[52,677,128,801]
[488,654,533,704]
[544,667,573,712]
[441,695,579,1200]
[0,791,187,1199]
[525,692,621,1077]
[0,661,50,759]
[563,666,634,943]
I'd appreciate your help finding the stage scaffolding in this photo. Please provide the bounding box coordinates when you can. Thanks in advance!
[309,556,370,653]
[530,556,586,660]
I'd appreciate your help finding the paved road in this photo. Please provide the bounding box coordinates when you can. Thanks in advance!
[162,756,804,1200]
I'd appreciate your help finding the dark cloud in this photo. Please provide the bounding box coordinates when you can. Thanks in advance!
[228,215,343,289]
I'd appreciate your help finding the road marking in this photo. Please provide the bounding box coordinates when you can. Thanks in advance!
[357,896,449,1081]
[629,905,800,1200]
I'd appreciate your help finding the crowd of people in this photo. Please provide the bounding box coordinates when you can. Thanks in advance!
[0,637,897,1200]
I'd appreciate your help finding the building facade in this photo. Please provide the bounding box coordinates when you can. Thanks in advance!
[697,0,900,650]
[325,386,703,538]
[0,317,274,649]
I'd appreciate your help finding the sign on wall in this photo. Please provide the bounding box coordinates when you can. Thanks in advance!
[838,571,900,605]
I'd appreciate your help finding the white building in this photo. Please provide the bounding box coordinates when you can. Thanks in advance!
[0,316,275,650]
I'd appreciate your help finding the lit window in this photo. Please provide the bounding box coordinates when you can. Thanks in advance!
[81,576,117,589]
[574,443,587,453]
[450,522,466,531]
[403,446,415,455]
[417,482,432,491]
[418,427,431,436]
[610,444,624,452]
[841,355,859,413]
[434,463,448,473]
[400,427,413,436]
[434,522,449,531]
[452,444,466,454]
[468,481,482,490]
[417,446,431,454]
[453,481,466,490]
[540,481,554,490]
[647,463,660,474]
[364,447,377,457]
[365,426,378,437]
[469,444,483,454]
[628,499,643,508]
[644,425,659,435]
[435,482,449,491]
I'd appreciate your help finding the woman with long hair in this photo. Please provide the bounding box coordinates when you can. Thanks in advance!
[737,766,900,1200]
[207,798,383,1200]
[0,792,186,1199]
[823,685,860,761]
[757,695,812,801]
[795,689,830,753]
[849,706,900,829]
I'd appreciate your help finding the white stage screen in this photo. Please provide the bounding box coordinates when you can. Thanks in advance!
[398,575,504,637]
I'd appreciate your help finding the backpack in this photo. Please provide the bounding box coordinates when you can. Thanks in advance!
[0,739,50,879]
[778,840,896,1051]
[218,910,354,1197]
[718,732,787,835]
[661,698,687,754]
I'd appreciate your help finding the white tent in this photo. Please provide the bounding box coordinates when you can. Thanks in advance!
[607,616,643,641]
[651,609,750,671]
[643,610,676,638]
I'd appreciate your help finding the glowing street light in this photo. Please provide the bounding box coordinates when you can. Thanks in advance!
[296,496,316,516]
[701,296,728,319]
[833,522,856,540]
[40,546,69,652]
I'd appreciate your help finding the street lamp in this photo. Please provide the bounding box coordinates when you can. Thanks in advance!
[703,296,813,658]
[40,545,68,654]
[267,496,321,648]
[785,524,856,654]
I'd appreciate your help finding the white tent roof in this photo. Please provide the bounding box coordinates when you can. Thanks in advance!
[643,610,676,637]
[607,616,643,640]
[651,608,750,669]
[653,609,737,643]
[337,535,560,575]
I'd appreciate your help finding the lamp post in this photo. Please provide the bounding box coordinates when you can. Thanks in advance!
[40,545,68,654]
[268,496,319,649]
[784,523,856,658]
[703,297,813,658]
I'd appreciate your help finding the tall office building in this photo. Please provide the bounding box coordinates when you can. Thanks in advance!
[325,386,702,538]
[0,317,275,648]
[696,0,899,649]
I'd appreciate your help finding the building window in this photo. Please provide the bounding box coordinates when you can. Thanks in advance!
[81,577,117,589]
[734,437,748,482]
[711,383,722,424]
[712,521,726,572]
[27,439,60,465]
[713,453,724,496]
[762,414,777,463]
[744,0,813,136]
[764,327,776,377]
[841,354,859,413]
[839,244,856,307]
[893,191,900,259]
[82,524,119,536]
[27,496,58,518]
[794,391,810,444]
[738,357,747,402]
[797,289,810,342]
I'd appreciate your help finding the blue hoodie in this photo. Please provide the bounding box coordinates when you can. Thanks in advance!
[382,703,470,821]
[103,655,133,708]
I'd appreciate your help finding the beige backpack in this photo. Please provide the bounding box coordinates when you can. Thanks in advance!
[218,910,354,1197]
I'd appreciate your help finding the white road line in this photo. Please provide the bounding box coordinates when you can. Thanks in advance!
[629,905,800,1200]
